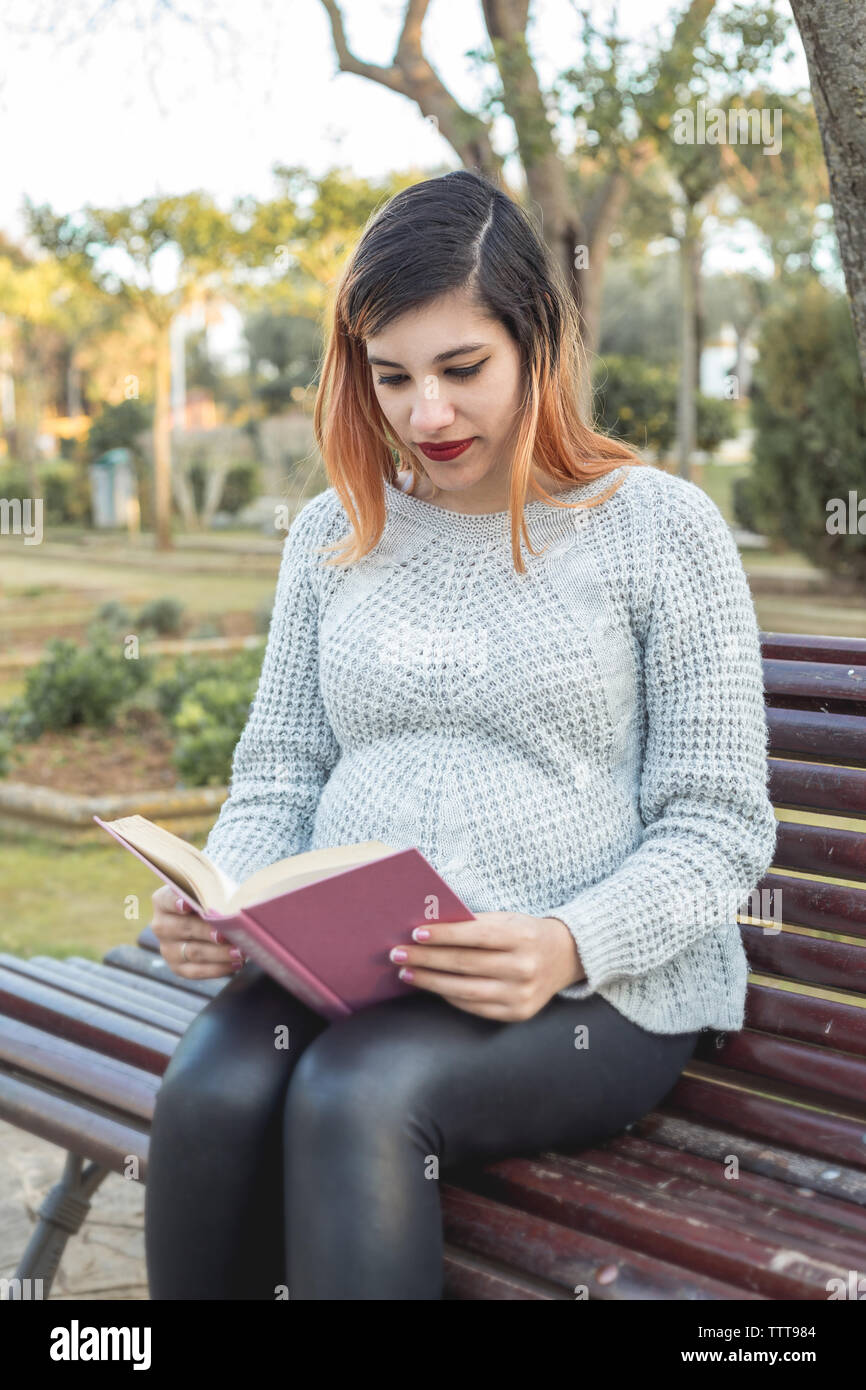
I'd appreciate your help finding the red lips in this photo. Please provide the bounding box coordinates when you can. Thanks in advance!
[418,438,476,461]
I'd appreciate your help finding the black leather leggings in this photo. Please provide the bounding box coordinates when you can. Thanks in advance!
[144,961,700,1300]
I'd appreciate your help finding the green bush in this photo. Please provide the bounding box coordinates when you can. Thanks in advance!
[86,399,154,462]
[188,459,261,515]
[592,355,738,458]
[152,652,240,720]
[85,600,133,645]
[137,597,186,636]
[172,677,255,786]
[0,727,13,777]
[3,637,156,741]
[0,458,91,524]
[158,647,263,786]
[731,474,762,533]
[748,281,866,582]
[696,396,737,454]
[592,357,676,454]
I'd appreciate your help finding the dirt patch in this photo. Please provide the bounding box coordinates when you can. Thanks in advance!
[3,709,180,795]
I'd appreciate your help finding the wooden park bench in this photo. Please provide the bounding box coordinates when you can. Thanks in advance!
[1,630,865,1300]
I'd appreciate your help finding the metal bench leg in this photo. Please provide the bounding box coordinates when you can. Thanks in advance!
[9,1151,112,1298]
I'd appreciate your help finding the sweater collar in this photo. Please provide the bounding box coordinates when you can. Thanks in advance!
[381,466,633,546]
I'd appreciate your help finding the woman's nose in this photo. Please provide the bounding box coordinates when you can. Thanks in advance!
[410,390,457,434]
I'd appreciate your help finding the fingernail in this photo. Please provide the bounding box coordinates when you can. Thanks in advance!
[389,947,408,962]
[398,967,414,982]
[229,947,243,965]
[412,928,431,941]
[176,897,187,913]
[210,927,226,944]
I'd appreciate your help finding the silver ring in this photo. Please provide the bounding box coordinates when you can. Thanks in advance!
[181,940,190,962]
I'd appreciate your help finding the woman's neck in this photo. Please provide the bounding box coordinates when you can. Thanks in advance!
[398,468,574,512]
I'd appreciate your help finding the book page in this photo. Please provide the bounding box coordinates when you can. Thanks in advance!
[104,815,229,913]
[213,862,239,899]
[228,840,397,911]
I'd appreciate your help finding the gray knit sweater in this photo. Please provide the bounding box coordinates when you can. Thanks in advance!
[202,461,777,1035]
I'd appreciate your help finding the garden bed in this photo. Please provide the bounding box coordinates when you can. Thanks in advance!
[2,707,179,796]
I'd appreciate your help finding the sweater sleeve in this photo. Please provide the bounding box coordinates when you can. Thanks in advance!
[201,501,341,885]
[549,476,777,1000]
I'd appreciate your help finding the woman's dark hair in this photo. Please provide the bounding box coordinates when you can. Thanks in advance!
[313,169,644,572]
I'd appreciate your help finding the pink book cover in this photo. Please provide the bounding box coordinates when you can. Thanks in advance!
[92,816,477,1020]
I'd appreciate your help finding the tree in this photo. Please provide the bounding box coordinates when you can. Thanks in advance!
[317,0,725,396]
[319,0,792,432]
[0,250,109,493]
[789,0,866,383]
[27,194,246,549]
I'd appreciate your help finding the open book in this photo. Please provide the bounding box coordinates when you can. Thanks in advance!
[93,814,476,1019]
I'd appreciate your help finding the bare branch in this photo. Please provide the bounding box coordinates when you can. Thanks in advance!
[318,0,502,179]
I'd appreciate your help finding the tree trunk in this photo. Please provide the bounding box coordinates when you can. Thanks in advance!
[66,355,83,417]
[201,461,232,528]
[171,459,199,531]
[693,234,705,396]
[153,321,173,550]
[677,214,700,479]
[789,0,866,383]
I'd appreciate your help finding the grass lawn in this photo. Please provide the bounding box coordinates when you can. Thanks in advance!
[0,823,211,958]
[695,461,750,523]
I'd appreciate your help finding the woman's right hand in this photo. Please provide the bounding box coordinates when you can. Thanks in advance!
[151,883,245,979]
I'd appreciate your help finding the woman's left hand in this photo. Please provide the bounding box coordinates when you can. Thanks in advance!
[389,912,587,1021]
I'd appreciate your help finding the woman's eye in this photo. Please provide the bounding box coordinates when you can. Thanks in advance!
[376,359,487,387]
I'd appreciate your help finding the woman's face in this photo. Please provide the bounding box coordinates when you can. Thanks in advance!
[365,287,526,509]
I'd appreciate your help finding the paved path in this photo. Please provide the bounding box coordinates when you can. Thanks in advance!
[0,1119,147,1300]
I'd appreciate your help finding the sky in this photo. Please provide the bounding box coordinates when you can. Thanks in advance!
[0,0,814,357]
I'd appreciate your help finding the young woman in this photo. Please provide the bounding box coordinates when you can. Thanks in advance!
[144,169,777,1300]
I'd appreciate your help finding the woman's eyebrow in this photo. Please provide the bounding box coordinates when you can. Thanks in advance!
[367,341,490,368]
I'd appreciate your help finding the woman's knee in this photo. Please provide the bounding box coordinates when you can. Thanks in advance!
[283,1002,442,1143]
[153,972,306,1133]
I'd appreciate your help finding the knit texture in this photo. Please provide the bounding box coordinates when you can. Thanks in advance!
[203,461,778,1035]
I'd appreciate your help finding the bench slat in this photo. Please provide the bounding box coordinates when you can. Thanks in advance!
[761,634,866,665]
[0,1071,149,1175]
[604,1131,866,1234]
[442,1245,568,1300]
[0,956,196,1033]
[633,1111,866,1204]
[766,708,866,765]
[669,1067,866,1170]
[62,958,206,1015]
[763,658,866,706]
[698,1025,866,1108]
[768,759,866,816]
[739,922,866,992]
[456,1156,845,1299]
[0,1015,160,1121]
[772,821,866,881]
[440,1184,765,1300]
[745,977,866,1052]
[555,1148,866,1265]
[767,658,866,700]
[756,873,866,938]
[0,969,177,1074]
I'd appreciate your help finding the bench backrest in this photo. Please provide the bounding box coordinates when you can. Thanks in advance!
[691,631,866,1165]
